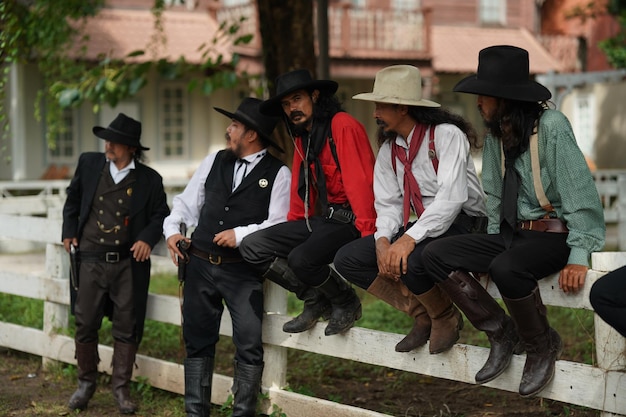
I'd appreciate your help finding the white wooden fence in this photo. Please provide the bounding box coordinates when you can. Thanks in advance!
[0,212,625,416]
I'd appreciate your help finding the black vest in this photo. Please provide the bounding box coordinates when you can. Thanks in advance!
[192,150,284,256]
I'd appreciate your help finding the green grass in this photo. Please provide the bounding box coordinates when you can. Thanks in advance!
[0,271,598,416]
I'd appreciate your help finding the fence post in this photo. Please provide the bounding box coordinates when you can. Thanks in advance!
[591,252,626,417]
[261,282,288,392]
[42,208,70,369]
[618,174,626,251]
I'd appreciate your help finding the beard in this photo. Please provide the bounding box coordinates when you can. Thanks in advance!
[375,119,396,147]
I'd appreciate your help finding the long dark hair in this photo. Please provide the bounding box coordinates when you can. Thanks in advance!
[486,99,548,157]
[377,105,479,149]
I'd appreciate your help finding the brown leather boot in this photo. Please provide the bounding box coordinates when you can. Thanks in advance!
[440,271,522,384]
[68,341,99,411]
[504,286,563,397]
[367,276,431,352]
[415,285,463,353]
[111,341,138,414]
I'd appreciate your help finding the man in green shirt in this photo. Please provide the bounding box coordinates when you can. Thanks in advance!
[420,45,605,397]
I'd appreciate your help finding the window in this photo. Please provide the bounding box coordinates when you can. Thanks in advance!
[49,109,77,164]
[480,0,506,25]
[222,0,250,6]
[573,93,596,160]
[392,0,419,11]
[159,84,188,159]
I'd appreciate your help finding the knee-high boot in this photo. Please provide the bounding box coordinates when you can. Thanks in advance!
[367,276,431,352]
[232,361,264,417]
[111,341,138,414]
[439,271,521,384]
[68,341,100,410]
[503,286,563,397]
[184,357,214,417]
[263,257,332,333]
[316,268,362,336]
[414,285,464,353]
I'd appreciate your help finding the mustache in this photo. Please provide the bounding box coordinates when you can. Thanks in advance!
[225,133,231,141]
[289,111,305,120]
[375,119,387,128]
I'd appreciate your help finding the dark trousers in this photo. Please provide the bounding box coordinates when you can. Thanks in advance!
[182,255,264,365]
[75,259,135,344]
[422,230,570,298]
[333,224,466,294]
[239,217,359,286]
[590,265,626,337]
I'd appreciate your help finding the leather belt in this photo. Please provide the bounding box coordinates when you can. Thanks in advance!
[80,250,130,263]
[517,218,568,233]
[189,246,243,265]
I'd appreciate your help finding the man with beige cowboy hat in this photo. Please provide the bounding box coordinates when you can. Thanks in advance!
[333,65,487,353]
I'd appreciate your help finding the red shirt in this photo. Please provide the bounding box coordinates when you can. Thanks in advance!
[288,112,376,236]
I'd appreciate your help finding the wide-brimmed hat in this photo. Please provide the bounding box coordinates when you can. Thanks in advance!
[93,113,149,150]
[215,97,284,153]
[260,69,339,116]
[453,45,552,102]
[352,65,440,107]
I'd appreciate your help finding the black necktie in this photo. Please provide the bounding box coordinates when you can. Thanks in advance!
[232,159,248,191]
[500,152,519,248]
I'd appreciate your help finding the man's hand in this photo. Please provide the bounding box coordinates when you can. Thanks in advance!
[167,234,190,266]
[213,229,237,248]
[375,237,396,280]
[559,264,589,294]
[63,237,78,253]
[387,234,416,277]
[131,240,152,262]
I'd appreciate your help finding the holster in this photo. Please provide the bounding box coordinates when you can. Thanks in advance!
[177,239,190,283]
[70,244,80,290]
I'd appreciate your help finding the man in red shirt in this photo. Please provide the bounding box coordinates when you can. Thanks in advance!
[240,69,376,336]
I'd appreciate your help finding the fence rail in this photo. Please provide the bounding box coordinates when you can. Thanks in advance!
[0,213,625,416]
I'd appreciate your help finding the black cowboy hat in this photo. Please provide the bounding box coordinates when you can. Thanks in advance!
[260,69,339,116]
[214,97,284,153]
[93,113,149,150]
[453,45,552,102]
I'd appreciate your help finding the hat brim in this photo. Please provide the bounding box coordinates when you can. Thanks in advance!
[214,107,285,153]
[453,74,552,102]
[93,126,150,150]
[352,92,441,108]
[260,80,339,116]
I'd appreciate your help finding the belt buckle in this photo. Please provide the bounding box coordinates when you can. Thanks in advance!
[105,252,120,263]
[209,254,222,265]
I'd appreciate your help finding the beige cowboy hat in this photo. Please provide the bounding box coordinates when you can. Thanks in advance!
[353,65,440,107]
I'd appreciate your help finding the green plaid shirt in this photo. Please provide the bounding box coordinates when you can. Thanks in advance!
[481,109,605,266]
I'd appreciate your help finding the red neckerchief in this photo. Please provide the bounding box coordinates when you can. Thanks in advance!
[391,124,430,227]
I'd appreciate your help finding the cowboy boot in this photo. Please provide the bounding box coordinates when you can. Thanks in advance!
[263,257,332,333]
[111,341,138,414]
[367,276,431,352]
[503,286,563,397]
[184,357,214,417]
[414,284,463,353]
[68,341,99,411]
[439,271,522,384]
[316,268,362,336]
[231,361,264,417]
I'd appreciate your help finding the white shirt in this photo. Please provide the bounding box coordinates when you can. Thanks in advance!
[109,159,136,184]
[373,124,486,243]
[163,149,291,247]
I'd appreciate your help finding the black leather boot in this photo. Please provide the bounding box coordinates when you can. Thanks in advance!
[68,341,99,411]
[504,286,563,397]
[111,341,138,414]
[184,357,214,417]
[263,257,332,333]
[316,268,362,336]
[440,271,522,384]
[231,361,264,417]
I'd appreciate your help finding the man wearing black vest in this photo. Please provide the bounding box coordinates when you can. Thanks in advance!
[62,113,170,413]
[164,98,290,416]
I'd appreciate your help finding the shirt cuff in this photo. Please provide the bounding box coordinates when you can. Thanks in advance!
[567,247,590,267]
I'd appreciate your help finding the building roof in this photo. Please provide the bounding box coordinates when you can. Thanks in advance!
[432,25,563,74]
[74,8,230,64]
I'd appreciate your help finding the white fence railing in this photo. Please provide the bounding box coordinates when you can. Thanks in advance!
[0,213,625,416]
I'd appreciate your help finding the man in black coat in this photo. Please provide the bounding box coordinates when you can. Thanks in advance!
[61,113,170,414]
